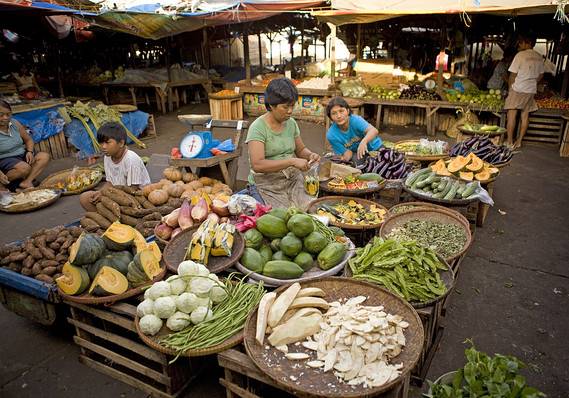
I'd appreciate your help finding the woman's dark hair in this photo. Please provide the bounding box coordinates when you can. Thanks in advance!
[264,78,298,111]
[0,99,12,111]
[326,96,352,119]
[97,121,127,144]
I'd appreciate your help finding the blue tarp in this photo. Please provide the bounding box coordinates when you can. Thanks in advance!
[12,105,66,143]
[64,110,149,159]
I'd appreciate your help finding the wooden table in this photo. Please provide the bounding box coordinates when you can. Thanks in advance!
[11,98,68,114]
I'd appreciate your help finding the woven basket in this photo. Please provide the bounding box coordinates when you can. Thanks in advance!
[458,124,506,136]
[402,183,479,205]
[427,160,500,184]
[40,167,103,196]
[319,178,386,196]
[388,202,470,227]
[0,188,61,213]
[394,139,450,162]
[243,277,425,398]
[307,196,388,231]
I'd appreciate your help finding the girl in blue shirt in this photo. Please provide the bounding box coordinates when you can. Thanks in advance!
[325,97,382,162]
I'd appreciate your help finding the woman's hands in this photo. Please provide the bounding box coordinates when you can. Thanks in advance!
[25,151,34,164]
[357,141,369,159]
[0,170,9,185]
[308,152,321,164]
[290,158,309,171]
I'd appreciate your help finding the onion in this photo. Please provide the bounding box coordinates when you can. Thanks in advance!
[154,223,173,241]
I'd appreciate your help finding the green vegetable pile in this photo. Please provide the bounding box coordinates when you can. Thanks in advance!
[349,238,447,303]
[386,219,467,259]
[159,274,264,358]
[426,342,545,398]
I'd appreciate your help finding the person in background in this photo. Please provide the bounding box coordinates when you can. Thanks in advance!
[12,64,40,99]
[246,77,320,210]
[0,99,50,191]
[505,33,544,149]
[487,49,515,92]
[79,122,151,211]
[326,96,382,162]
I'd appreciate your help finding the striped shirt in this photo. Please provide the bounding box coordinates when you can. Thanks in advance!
[104,149,151,186]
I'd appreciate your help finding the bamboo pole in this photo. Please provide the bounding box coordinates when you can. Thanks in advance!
[244,26,251,82]
[330,23,337,86]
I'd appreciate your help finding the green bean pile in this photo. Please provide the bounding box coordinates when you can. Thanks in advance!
[160,274,265,358]
[312,217,336,243]
[348,237,448,303]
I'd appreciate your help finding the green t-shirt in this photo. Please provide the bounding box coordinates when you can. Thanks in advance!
[245,116,300,183]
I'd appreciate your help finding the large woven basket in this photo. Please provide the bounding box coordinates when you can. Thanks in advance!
[307,196,388,230]
[319,178,386,196]
[394,139,450,162]
[39,167,103,196]
[0,188,61,213]
[243,277,425,398]
[388,202,470,228]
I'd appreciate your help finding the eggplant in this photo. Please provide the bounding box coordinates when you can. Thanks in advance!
[371,160,384,174]
[378,162,391,177]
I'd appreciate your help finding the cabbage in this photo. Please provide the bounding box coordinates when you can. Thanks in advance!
[147,281,171,300]
[178,261,209,277]
[190,306,213,325]
[209,282,227,304]
[139,314,163,336]
[176,292,199,314]
[136,299,155,317]
[195,295,212,308]
[189,276,214,296]
[167,275,187,296]
[154,296,177,319]
[166,311,192,332]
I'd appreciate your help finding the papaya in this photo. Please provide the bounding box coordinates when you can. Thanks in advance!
[69,233,106,266]
[272,251,291,261]
[286,214,314,238]
[303,231,328,254]
[317,242,347,270]
[269,239,282,252]
[262,260,304,279]
[256,214,288,239]
[279,234,303,257]
[244,228,263,249]
[293,252,314,271]
[56,262,90,295]
[268,208,288,220]
[259,244,273,265]
[240,248,264,273]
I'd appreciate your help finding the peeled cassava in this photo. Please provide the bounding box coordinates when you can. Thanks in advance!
[191,198,208,223]
[178,200,194,229]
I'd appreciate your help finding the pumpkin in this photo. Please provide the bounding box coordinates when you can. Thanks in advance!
[148,189,169,205]
[475,170,491,181]
[487,167,500,175]
[163,166,183,182]
[182,171,198,183]
[431,159,446,173]
[465,155,484,172]
[198,177,215,186]
[459,171,474,181]
[202,186,213,194]
[56,262,90,295]
[159,178,174,187]
[167,184,185,198]
[102,222,135,250]
[142,182,162,198]
[88,250,133,279]
[447,155,469,173]
[127,261,148,286]
[132,228,162,261]
[69,233,106,266]
[89,266,130,296]
[133,249,161,280]
[188,181,203,190]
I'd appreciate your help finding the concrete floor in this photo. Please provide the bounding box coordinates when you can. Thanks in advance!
[1,104,568,397]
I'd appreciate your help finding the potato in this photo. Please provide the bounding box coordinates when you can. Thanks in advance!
[31,263,43,276]
[9,252,27,262]
[39,247,56,260]
[55,253,68,263]
[40,260,59,268]
[45,230,58,243]
[31,228,47,238]
[49,242,61,251]
[60,238,74,250]
[42,266,57,276]
[35,274,54,284]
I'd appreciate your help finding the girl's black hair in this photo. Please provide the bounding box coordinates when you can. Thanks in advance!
[326,96,352,119]
[264,78,298,111]
[97,121,127,144]
[0,99,12,111]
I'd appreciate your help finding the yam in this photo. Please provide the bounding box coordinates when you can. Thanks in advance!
[31,263,43,276]
[9,252,27,262]
[100,196,121,218]
[39,247,56,260]
[21,268,32,276]
[102,187,141,209]
[40,259,59,268]
[115,185,139,196]
[85,212,112,229]
[35,274,54,284]
[120,214,140,227]
[42,266,57,276]
[49,242,61,251]
[120,206,153,217]
[135,195,155,210]
[68,226,83,238]
[96,202,119,223]
[157,205,176,216]
[45,230,58,243]
[167,197,184,208]
[142,212,162,222]
[23,255,34,269]
[80,217,99,232]
[142,221,160,228]
[55,253,68,263]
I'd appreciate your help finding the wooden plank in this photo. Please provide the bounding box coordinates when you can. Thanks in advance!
[522,136,559,143]
[219,378,260,398]
[527,123,562,130]
[74,336,171,385]
[218,161,232,188]
[79,355,173,398]
[525,129,561,136]
[218,350,269,382]
[65,301,136,332]
[109,302,138,318]
[68,318,166,365]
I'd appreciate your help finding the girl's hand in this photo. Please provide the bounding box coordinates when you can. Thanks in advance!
[291,158,309,171]
[357,142,368,159]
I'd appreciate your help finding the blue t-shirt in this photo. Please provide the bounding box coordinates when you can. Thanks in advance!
[326,115,382,156]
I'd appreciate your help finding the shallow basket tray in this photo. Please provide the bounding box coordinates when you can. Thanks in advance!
[457,124,506,136]
[394,139,450,162]
[163,226,245,274]
[0,188,61,213]
[208,92,242,100]
[39,167,103,196]
[319,178,386,196]
[380,208,472,263]
[307,196,388,230]
[243,277,425,398]
[235,239,355,287]
[427,160,500,184]
[58,263,166,305]
[388,202,470,227]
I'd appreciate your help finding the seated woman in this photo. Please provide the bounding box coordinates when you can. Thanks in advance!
[12,65,41,100]
[246,78,320,210]
[325,97,382,162]
[0,100,50,191]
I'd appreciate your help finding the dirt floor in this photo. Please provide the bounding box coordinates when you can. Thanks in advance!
[1,104,568,397]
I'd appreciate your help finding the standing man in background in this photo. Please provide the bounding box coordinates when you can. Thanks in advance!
[504,33,544,149]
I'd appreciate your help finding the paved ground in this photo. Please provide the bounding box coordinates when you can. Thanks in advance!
[1,104,568,397]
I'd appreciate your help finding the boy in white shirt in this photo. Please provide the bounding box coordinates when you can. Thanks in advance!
[504,33,544,149]
[80,122,151,211]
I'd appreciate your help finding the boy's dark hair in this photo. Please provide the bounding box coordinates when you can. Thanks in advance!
[518,32,537,47]
[97,121,127,144]
[0,99,12,111]
[264,78,298,111]
[326,96,352,119]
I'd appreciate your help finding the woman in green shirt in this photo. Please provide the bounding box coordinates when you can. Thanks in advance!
[245,78,320,210]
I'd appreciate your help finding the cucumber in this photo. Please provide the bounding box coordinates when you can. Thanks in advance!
[444,180,460,200]
[416,173,436,188]
[432,182,439,190]
[359,173,383,182]
[437,179,448,192]
[457,185,466,196]
[461,182,478,198]
[411,172,432,189]
[406,168,431,187]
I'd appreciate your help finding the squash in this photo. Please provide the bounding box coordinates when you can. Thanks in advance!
[198,177,215,186]
[487,167,500,175]
[163,166,183,182]
[56,262,90,295]
[159,178,174,187]
[132,248,161,280]
[465,155,484,172]
[167,184,185,198]
[148,189,169,206]
[89,251,133,279]
[475,170,491,181]
[127,261,148,286]
[187,181,203,190]
[69,233,106,266]
[431,159,446,173]
[132,229,162,261]
[459,171,474,181]
[142,182,162,198]
[102,222,135,250]
[89,266,130,296]
[182,171,198,183]
[447,155,469,173]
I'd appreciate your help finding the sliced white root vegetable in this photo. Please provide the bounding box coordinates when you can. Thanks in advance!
[268,313,322,347]
[296,287,326,298]
[275,345,289,354]
[285,353,310,360]
[306,360,325,368]
[301,341,319,351]
[255,292,277,345]
[267,283,301,328]
[289,297,330,310]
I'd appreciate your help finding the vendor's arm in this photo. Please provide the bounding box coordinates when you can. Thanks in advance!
[15,120,36,164]
[508,72,517,89]
[249,141,308,172]
[294,136,320,164]
[357,125,379,159]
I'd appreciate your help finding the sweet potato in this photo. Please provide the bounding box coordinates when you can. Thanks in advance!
[115,185,139,196]
[102,187,141,209]
[9,252,27,262]
[34,235,47,248]
[85,212,112,229]
[21,268,32,276]
[60,238,74,250]
[42,266,57,276]
[49,242,61,251]
[56,264,64,272]
[31,263,43,276]
[96,202,119,223]
[39,247,56,260]
[68,226,83,238]
[35,274,54,284]
[80,217,99,232]
[120,206,153,217]
[55,236,67,244]
[0,257,10,265]
[40,259,59,268]
[45,230,58,243]
[9,262,22,272]
[120,214,140,227]
[55,253,68,263]
[142,212,162,222]
[25,243,43,260]
[100,196,121,218]
[31,228,47,238]
[135,195,155,210]
[23,255,34,269]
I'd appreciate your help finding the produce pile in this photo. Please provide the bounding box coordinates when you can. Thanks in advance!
[255,284,409,388]
[357,148,412,180]
[338,78,367,98]
[326,173,384,191]
[405,168,481,201]
[368,86,400,100]
[0,189,58,210]
[460,123,504,134]
[45,168,102,193]
[385,219,468,260]
[535,96,569,110]
[426,343,545,398]
[399,85,441,101]
[394,139,448,156]
[296,77,330,90]
[186,218,236,264]
[431,154,499,182]
[138,267,264,357]
[56,222,162,297]
[446,89,503,111]
[0,225,83,284]
[349,238,448,303]
[316,199,386,226]
[212,89,239,98]
[240,208,348,279]
[450,136,513,165]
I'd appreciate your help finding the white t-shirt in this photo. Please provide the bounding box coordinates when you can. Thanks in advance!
[104,149,151,186]
[508,49,545,94]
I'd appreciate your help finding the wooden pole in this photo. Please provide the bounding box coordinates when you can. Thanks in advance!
[356,24,362,61]
[257,32,263,71]
[300,16,305,78]
[289,28,295,78]
[243,26,251,82]
[330,23,337,86]
[561,60,569,98]
[228,38,232,67]
[203,28,210,78]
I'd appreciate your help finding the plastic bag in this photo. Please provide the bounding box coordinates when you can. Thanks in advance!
[228,194,258,216]
[216,139,235,152]
[304,162,320,197]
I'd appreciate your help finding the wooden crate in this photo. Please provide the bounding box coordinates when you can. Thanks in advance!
[65,299,201,398]
[522,110,564,144]
[34,131,69,160]
[218,347,410,398]
[411,302,444,386]
[209,98,243,120]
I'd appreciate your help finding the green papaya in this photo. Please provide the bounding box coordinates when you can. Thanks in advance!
[262,260,304,279]
[244,228,263,249]
[256,214,288,239]
[287,214,314,238]
[268,208,288,220]
[272,251,291,261]
[270,239,281,252]
[294,252,314,271]
[317,242,347,270]
[259,244,273,265]
[240,248,264,273]
[279,234,303,257]
[303,231,328,254]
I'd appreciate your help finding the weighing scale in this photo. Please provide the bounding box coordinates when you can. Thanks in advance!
[179,131,220,159]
